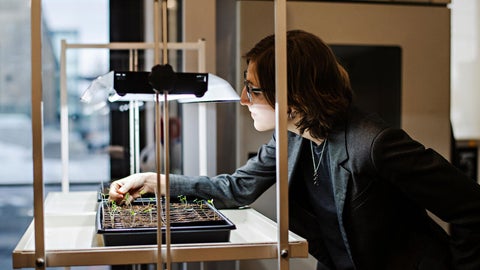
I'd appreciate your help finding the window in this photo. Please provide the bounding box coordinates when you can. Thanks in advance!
[0,0,110,184]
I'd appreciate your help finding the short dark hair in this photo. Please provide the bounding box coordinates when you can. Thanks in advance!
[245,30,352,139]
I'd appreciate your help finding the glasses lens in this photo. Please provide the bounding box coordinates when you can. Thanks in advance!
[244,70,253,102]
[246,88,252,102]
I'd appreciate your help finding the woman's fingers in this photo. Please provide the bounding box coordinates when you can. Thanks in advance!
[108,172,156,204]
[108,181,125,203]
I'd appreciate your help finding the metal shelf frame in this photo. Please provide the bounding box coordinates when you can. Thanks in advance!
[59,39,207,193]
[12,192,308,268]
[27,0,294,269]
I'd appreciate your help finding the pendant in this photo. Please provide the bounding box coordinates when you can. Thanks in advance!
[313,172,320,186]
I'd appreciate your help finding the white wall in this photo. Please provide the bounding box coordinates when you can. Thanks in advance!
[451,0,480,140]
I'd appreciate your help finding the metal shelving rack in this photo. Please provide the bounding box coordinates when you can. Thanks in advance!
[20,0,299,269]
[12,191,308,268]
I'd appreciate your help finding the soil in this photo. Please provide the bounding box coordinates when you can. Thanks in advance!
[101,200,223,229]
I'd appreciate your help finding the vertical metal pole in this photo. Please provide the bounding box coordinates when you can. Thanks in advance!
[60,39,70,193]
[129,49,135,174]
[134,99,140,172]
[197,39,208,176]
[162,0,168,64]
[198,103,208,176]
[154,0,173,269]
[161,1,172,269]
[154,0,161,66]
[155,93,163,270]
[163,90,171,270]
[274,0,289,270]
[128,100,141,174]
[153,0,164,268]
[31,0,46,269]
[129,100,135,174]
[129,49,141,175]
[133,49,141,174]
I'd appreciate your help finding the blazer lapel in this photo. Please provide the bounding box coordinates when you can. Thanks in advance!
[328,129,350,213]
[328,128,354,258]
[287,132,304,181]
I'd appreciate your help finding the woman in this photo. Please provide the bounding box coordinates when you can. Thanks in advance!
[109,30,480,270]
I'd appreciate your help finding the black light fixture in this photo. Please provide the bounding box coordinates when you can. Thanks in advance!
[113,65,208,98]
[81,68,238,104]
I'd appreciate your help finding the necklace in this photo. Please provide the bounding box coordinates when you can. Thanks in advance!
[310,139,327,186]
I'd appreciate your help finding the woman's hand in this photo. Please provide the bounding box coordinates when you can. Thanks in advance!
[109,172,159,204]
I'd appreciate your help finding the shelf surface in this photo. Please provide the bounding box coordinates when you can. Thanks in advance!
[12,191,308,268]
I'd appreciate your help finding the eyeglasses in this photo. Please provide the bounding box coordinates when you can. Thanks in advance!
[243,70,263,102]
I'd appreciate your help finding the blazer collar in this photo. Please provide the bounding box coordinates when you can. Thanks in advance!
[287,125,350,181]
[287,131,304,180]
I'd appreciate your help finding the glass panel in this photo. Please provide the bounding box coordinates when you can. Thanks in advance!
[0,0,110,184]
[44,0,110,184]
[0,0,32,184]
[0,2,32,269]
[0,0,109,268]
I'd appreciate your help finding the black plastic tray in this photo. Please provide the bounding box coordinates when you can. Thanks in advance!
[96,199,236,246]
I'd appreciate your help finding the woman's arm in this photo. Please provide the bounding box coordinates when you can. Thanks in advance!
[110,134,279,208]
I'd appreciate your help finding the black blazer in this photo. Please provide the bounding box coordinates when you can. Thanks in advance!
[288,109,480,269]
[170,108,480,269]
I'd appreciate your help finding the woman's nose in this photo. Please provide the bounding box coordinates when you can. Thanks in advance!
[239,87,250,106]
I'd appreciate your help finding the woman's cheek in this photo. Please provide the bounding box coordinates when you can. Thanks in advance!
[252,105,276,131]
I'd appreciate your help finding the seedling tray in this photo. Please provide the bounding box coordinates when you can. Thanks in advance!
[97,199,236,246]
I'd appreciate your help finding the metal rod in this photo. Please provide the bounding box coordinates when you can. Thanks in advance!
[134,100,140,173]
[153,0,175,268]
[134,48,141,174]
[129,101,135,174]
[129,48,135,175]
[162,0,168,65]
[155,94,163,270]
[31,0,46,269]
[274,0,289,270]
[64,41,203,50]
[128,49,141,175]
[163,91,171,270]
[60,39,69,193]
[162,1,172,269]
[154,0,160,65]
[197,39,208,176]
[198,103,208,175]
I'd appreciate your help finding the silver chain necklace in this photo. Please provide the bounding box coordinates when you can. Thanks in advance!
[310,139,327,186]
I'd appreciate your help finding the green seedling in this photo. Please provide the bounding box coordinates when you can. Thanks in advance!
[129,208,137,227]
[123,192,132,206]
[178,194,188,209]
[178,194,187,204]
[177,194,195,211]
[138,189,148,206]
[207,199,214,207]
[207,199,217,219]
[143,205,155,224]
[194,198,209,217]
[193,198,204,208]
[108,200,118,228]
